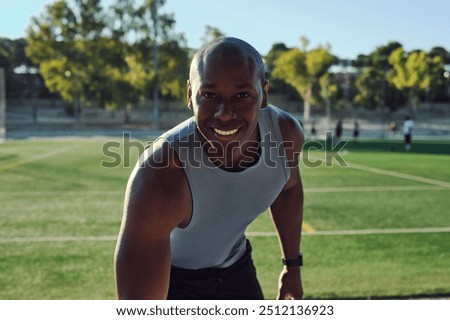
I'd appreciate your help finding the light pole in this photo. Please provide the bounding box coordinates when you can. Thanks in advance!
[151,1,160,129]
[0,68,6,142]
[444,71,450,100]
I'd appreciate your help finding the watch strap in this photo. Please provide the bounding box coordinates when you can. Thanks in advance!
[282,253,303,267]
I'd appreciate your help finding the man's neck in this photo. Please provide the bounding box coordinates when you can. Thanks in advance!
[199,127,261,172]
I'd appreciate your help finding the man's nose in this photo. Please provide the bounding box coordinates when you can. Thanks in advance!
[214,100,237,122]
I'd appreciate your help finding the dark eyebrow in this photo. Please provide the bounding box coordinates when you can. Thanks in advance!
[200,83,254,89]
[199,83,217,89]
[235,83,254,90]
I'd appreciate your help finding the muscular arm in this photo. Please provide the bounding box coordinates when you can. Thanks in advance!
[269,112,305,300]
[114,141,191,299]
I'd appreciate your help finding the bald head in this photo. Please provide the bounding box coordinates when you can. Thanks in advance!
[189,37,266,86]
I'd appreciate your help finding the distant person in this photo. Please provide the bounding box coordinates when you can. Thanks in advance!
[353,120,360,140]
[403,116,414,150]
[389,120,397,138]
[114,37,305,300]
[335,120,343,141]
[310,120,317,137]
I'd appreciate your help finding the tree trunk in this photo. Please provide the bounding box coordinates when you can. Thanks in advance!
[409,91,418,118]
[303,100,310,122]
[325,100,331,132]
[302,87,312,121]
[124,103,132,124]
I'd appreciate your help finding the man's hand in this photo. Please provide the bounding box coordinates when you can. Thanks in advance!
[277,267,303,300]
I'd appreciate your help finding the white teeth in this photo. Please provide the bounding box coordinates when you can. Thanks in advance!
[214,128,239,136]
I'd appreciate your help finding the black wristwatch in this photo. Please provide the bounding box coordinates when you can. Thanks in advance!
[282,253,303,267]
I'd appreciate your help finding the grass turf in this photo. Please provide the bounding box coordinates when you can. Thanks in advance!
[0,137,449,299]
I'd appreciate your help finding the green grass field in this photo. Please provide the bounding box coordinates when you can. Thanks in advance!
[1,137,449,299]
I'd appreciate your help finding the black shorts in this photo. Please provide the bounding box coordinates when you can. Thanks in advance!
[404,133,412,144]
[167,240,264,300]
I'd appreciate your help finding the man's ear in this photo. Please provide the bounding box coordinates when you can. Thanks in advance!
[261,80,270,108]
[187,79,193,110]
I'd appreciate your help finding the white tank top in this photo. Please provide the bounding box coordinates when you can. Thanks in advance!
[160,105,291,269]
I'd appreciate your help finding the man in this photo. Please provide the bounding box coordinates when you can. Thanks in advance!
[115,37,305,300]
[403,115,414,150]
[335,120,343,141]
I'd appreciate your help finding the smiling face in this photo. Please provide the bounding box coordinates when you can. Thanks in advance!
[188,41,269,168]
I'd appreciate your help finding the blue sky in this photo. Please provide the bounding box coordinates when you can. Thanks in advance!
[1,0,449,59]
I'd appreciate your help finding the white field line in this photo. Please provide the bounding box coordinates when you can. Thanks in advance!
[247,227,450,237]
[305,185,446,193]
[307,154,450,189]
[1,185,446,197]
[0,235,117,243]
[347,162,450,189]
[1,154,448,243]
[2,227,450,243]
[0,145,78,171]
[0,191,123,196]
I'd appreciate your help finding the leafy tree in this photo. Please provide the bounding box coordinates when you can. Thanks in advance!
[0,38,34,69]
[158,41,190,99]
[430,46,450,64]
[272,41,336,120]
[429,47,450,101]
[354,67,383,109]
[353,42,405,112]
[0,37,44,99]
[200,26,226,46]
[265,43,290,70]
[0,38,17,97]
[387,47,443,115]
[25,0,189,120]
[127,0,188,101]
[264,43,298,99]
[26,0,108,116]
[319,73,338,125]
